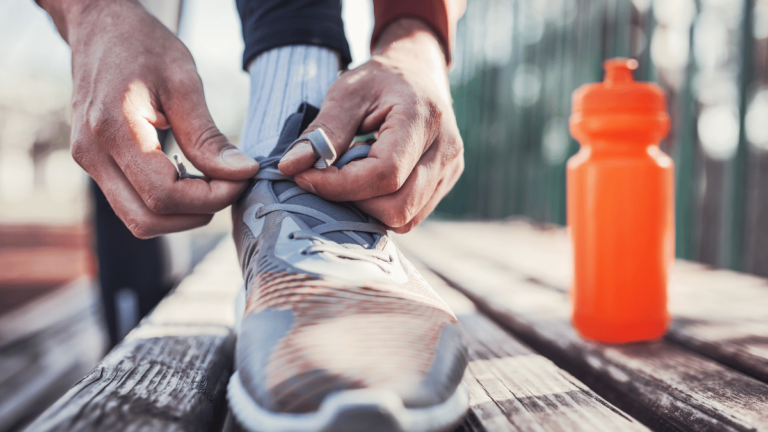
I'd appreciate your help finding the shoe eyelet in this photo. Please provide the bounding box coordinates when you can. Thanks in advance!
[300,249,308,255]
[288,233,295,240]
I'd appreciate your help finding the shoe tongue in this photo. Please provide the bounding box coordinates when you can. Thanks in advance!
[269,103,376,247]
[268,103,319,160]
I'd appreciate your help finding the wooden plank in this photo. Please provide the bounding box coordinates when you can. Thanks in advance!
[24,239,243,432]
[0,278,94,347]
[398,224,768,432]
[422,221,768,385]
[0,280,104,432]
[0,224,89,249]
[0,224,92,294]
[664,262,768,383]
[407,257,649,432]
[0,247,91,288]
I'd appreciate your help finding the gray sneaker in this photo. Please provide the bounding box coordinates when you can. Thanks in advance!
[228,103,468,432]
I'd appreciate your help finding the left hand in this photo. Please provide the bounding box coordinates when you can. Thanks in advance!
[277,18,464,234]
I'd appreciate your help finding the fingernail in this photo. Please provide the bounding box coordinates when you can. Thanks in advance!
[281,141,314,163]
[222,148,258,169]
[279,141,317,173]
[296,177,317,194]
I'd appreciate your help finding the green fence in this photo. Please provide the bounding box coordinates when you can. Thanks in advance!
[437,0,768,276]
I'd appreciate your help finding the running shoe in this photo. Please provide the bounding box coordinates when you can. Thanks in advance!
[228,103,468,432]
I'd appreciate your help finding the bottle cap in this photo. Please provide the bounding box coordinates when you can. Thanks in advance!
[570,58,669,141]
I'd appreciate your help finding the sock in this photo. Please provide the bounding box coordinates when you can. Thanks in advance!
[239,46,341,158]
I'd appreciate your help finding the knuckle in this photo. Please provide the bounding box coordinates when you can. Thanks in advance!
[395,221,416,234]
[168,69,202,93]
[442,136,464,164]
[380,210,408,229]
[70,139,94,167]
[88,109,120,138]
[192,125,225,151]
[419,98,443,129]
[455,155,465,177]
[126,218,154,239]
[456,151,465,174]
[376,167,403,195]
[144,192,171,214]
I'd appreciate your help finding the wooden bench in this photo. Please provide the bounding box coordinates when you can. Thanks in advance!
[22,242,242,432]
[398,222,768,431]
[0,279,103,432]
[25,222,768,431]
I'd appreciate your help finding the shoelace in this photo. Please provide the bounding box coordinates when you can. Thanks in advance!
[252,145,394,271]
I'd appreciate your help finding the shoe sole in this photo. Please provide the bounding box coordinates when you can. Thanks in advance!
[227,371,469,432]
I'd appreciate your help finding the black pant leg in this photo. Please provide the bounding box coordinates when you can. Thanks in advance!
[237,0,352,69]
[93,129,173,349]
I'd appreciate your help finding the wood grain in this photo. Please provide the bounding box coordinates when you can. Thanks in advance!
[664,262,768,383]
[409,257,649,432]
[0,280,104,432]
[24,240,243,432]
[0,279,95,347]
[399,224,768,432]
[423,221,768,385]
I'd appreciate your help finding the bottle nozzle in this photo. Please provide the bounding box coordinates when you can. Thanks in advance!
[603,58,638,86]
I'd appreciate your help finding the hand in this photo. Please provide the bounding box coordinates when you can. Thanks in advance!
[40,0,259,238]
[278,18,464,234]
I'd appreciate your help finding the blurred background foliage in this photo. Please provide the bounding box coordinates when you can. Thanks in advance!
[437,0,768,277]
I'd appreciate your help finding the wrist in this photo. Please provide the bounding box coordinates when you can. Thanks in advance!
[37,0,135,43]
[372,18,448,69]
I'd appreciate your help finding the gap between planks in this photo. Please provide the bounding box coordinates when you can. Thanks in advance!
[408,255,648,432]
[420,221,768,385]
[398,223,768,432]
[24,239,243,432]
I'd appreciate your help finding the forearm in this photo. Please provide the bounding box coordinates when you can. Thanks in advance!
[372,18,447,73]
[371,0,465,65]
[371,18,451,108]
[35,0,136,43]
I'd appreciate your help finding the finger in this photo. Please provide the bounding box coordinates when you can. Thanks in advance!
[354,141,445,228]
[386,157,463,234]
[116,146,251,214]
[279,71,371,175]
[107,85,252,214]
[293,103,429,202]
[163,69,259,180]
[88,152,213,238]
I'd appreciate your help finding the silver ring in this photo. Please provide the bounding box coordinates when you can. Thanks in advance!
[287,128,337,169]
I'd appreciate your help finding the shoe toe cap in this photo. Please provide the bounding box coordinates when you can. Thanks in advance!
[237,308,467,414]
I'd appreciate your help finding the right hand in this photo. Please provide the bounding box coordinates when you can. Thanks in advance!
[46,0,259,238]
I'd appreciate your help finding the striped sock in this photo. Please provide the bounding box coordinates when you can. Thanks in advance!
[239,46,341,158]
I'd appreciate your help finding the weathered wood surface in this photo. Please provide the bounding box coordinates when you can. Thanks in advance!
[0,279,104,432]
[399,222,768,432]
[220,235,646,432]
[24,240,243,432]
[410,258,649,432]
[665,262,768,384]
[419,221,768,385]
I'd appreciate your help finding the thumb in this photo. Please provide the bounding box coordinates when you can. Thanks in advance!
[279,93,366,175]
[164,74,259,180]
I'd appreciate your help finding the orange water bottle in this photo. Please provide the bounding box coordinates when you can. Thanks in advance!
[567,58,674,343]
